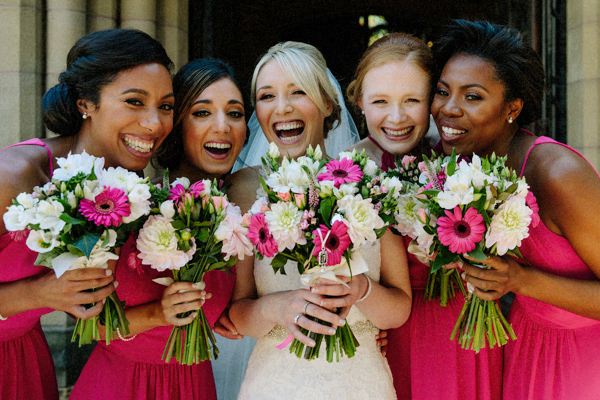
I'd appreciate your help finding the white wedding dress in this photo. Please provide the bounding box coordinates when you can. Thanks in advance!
[238,241,396,400]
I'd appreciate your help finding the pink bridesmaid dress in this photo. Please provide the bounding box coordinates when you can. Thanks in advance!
[70,235,235,400]
[502,135,600,400]
[0,139,58,400]
[387,237,503,399]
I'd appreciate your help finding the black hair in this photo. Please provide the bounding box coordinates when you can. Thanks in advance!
[155,58,244,171]
[433,19,545,125]
[42,29,173,136]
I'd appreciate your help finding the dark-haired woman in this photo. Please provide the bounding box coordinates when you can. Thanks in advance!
[71,58,246,400]
[433,20,600,400]
[0,29,173,400]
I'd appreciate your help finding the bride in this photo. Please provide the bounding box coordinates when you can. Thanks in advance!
[228,41,412,399]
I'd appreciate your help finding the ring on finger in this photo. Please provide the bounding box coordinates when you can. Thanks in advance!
[294,313,302,325]
[303,301,310,314]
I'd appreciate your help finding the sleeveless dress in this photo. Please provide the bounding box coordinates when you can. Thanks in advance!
[238,241,397,400]
[71,235,236,400]
[387,237,503,400]
[502,135,600,400]
[0,139,58,400]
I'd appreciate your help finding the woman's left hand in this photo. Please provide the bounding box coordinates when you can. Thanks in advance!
[463,255,526,300]
[310,274,369,318]
[214,310,243,340]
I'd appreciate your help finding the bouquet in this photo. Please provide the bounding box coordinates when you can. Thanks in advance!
[3,151,152,345]
[386,154,466,306]
[246,143,391,362]
[407,150,539,352]
[136,176,252,364]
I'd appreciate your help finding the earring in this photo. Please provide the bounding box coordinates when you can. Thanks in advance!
[361,110,365,115]
[508,116,513,124]
[82,112,89,120]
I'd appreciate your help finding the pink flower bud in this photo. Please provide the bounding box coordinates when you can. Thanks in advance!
[212,196,229,210]
[294,193,306,208]
[277,192,291,202]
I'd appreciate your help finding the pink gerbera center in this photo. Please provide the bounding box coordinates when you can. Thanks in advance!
[437,206,485,254]
[247,213,278,258]
[79,187,131,227]
[318,158,363,188]
[312,221,351,266]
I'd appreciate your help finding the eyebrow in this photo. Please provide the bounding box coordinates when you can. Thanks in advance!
[193,99,244,106]
[438,79,489,93]
[121,88,174,99]
[256,83,298,92]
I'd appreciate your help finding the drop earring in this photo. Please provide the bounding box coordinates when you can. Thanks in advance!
[82,112,89,120]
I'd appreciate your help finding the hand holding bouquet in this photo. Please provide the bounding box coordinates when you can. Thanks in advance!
[136,176,252,364]
[3,151,152,345]
[409,150,538,352]
[246,143,391,362]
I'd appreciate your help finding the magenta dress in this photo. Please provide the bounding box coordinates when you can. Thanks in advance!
[502,135,600,400]
[0,139,58,400]
[387,237,503,399]
[70,235,235,400]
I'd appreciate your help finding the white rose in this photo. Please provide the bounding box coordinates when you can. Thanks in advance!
[364,159,379,176]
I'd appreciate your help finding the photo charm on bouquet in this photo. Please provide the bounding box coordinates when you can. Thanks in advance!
[3,151,153,346]
[245,143,398,362]
[136,175,252,365]
[390,150,539,352]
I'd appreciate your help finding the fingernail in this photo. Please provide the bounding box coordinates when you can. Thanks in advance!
[311,287,319,293]
[102,298,106,304]
[308,340,316,347]
[339,319,346,325]
[193,281,206,290]
[114,281,119,289]
[105,269,113,276]
[328,328,336,335]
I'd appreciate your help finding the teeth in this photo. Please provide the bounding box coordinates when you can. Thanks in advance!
[124,136,154,153]
[442,126,466,137]
[280,135,300,144]
[274,121,304,131]
[205,142,231,149]
[383,127,412,137]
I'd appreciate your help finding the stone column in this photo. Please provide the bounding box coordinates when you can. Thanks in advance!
[567,0,600,168]
[121,0,156,37]
[157,0,188,69]
[88,0,117,32]
[0,0,44,146]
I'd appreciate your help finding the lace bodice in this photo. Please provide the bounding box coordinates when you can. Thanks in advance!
[238,241,396,400]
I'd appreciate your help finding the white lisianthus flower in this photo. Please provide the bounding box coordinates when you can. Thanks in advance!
[485,196,532,255]
[266,158,311,194]
[249,197,269,215]
[312,144,323,160]
[172,177,191,189]
[513,179,530,199]
[459,155,491,189]
[215,204,253,260]
[337,151,355,160]
[53,151,104,181]
[99,166,140,192]
[333,183,359,199]
[160,200,176,219]
[268,141,280,158]
[318,181,334,197]
[394,194,420,238]
[136,215,194,271]
[16,192,38,209]
[382,176,403,194]
[296,155,321,175]
[3,205,31,231]
[337,194,384,245]
[124,183,151,223]
[35,200,65,234]
[82,180,101,200]
[265,202,306,251]
[437,173,475,209]
[26,230,60,253]
[364,159,379,177]
[200,179,212,196]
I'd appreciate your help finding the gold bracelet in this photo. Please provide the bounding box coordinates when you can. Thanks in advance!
[356,275,372,303]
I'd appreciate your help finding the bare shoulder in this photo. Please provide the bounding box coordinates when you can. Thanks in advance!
[226,167,261,212]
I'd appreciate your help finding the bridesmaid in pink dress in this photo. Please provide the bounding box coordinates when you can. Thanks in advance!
[432,19,600,400]
[346,32,502,399]
[71,58,246,399]
[0,28,173,399]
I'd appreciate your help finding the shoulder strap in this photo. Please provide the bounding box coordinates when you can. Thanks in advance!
[3,138,54,176]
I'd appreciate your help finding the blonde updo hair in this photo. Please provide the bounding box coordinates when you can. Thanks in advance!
[347,32,434,110]
[250,41,341,135]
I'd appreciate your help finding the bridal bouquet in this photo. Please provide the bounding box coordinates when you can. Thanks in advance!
[3,151,152,346]
[247,143,389,362]
[386,154,466,306]
[408,150,538,352]
[136,176,252,364]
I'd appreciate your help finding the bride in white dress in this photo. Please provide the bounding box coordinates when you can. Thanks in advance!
[228,41,412,400]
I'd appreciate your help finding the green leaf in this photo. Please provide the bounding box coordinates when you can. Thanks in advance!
[34,249,62,268]
[74,233,101,258]
[60,213,86,225]
[447,149,457,176]
[271,253,288,275]
[67,244,85,257]
[466,245,487,261]
[171,219,186,230]
[318,197,335,223]
[197,228,210,242]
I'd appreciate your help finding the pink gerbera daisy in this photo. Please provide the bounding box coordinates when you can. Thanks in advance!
[247,213,278,257]
[437,206,485,254]
[168,184,187,204]
[318,158,363,188]
[312,221,351,266]
[79,187,131,227]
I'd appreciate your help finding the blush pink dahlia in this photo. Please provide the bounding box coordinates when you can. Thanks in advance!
[247,213,278,257]
[318,158,363,188]
[437,206,485,254]
[312,221,351,266]
[79,187,131,227]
